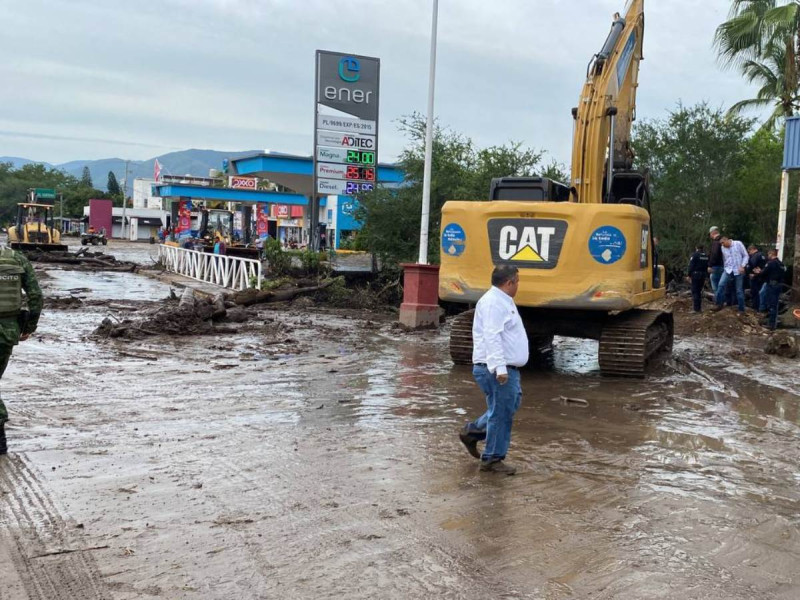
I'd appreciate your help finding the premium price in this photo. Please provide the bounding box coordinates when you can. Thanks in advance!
[345,166,376,181]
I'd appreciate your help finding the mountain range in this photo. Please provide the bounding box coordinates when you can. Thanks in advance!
[0,149,262,191]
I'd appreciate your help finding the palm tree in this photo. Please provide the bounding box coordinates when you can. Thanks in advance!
[715,1,800,300]
[715,1,800,118]
[715,2,798,56]
[727,42,800,128]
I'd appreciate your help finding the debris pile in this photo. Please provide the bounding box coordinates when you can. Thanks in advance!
[764,331,799,358]
[94,289,242,339]
[648,295,770,338]
[92,279,336,339]
[26,248,138,272]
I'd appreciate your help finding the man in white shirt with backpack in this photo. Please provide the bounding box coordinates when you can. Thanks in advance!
[458,265,529,475]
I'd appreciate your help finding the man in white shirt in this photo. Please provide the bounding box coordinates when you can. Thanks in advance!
[458,265,529,475]
[711,235,749,313]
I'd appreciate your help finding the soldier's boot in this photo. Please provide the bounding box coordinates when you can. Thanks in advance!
[0,423,6,456]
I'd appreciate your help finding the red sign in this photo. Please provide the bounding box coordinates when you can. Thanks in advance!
[256,205,270,236]
[177,200,192,233]
[229,176,258,190]
[275,204,290,218]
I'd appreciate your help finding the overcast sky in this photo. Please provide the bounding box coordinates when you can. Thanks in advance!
[0,0,757,166]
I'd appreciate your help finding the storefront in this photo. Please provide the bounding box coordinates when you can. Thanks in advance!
[229,152,403,249]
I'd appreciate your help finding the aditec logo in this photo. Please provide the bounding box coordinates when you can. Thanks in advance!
[338,57,360,82]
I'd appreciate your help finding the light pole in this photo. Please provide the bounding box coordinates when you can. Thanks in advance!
[399,0,442,330]
[417,0,439,265]
[121,160,130,240]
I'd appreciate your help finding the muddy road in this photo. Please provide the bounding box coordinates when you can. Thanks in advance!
[0,241,799,599]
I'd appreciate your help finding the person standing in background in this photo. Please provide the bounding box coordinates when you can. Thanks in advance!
[687,245,709,313]
[707,226,723,293]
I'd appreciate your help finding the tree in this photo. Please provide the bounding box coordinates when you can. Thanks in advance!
[715,0,800,296]
[107,171,121,197]
[353,114,548,264]
[80,166,93,188]
[728,42,800,128]
[0,162,108,223]
[632,103,787,278]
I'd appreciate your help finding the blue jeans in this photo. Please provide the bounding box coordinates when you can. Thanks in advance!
[716,271,745,311]
[764,282,781,329]
[710,266,723,293]
[468,365,522,461]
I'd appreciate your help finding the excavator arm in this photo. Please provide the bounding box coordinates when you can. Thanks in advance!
[571,0,645,205]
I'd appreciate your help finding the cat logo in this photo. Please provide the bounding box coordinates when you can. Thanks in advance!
[488,219,568,270]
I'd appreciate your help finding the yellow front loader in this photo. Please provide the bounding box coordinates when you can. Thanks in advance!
[8,201,68,253]
[439,0,672,377]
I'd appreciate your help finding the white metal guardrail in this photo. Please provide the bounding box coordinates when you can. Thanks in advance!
[158,245,262,291]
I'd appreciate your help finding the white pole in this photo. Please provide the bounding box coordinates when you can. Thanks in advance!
[777,169,789,260]
[121,160,130,240]
[417,0,439,265]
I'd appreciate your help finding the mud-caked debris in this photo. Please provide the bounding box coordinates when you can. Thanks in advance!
[26,249,138,272]
[764,331,799,358]
[93,289,249,339]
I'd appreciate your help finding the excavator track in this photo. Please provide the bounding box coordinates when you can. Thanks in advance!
[598,309,673,378]
[449,310,475,365]
[448,309,555,368]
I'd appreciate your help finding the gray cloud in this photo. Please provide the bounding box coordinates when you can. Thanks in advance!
[0,0,758,166]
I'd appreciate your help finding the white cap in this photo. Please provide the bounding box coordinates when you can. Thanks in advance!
[709,226,719,234]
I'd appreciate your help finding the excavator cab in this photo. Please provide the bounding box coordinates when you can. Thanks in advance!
[489,177,573,202]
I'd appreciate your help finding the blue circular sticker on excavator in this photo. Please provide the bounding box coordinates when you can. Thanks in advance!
[588,226,626,264]
[442,223,466,257]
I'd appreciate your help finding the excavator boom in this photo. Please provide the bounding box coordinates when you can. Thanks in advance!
[571,0,644,204]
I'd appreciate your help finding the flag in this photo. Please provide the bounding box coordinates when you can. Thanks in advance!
[154,159,162,182]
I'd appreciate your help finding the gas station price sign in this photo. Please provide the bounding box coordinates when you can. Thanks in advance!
[345,166,375,181]
[346,150,375,165]
[345,182,374,194]
[314,50,380,197]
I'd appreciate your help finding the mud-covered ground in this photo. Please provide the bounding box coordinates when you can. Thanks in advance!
[1,240,799,599]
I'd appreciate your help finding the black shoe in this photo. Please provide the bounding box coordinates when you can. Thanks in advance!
[459,425,481,459]
[479,459,516,475]
[0,423,7,456]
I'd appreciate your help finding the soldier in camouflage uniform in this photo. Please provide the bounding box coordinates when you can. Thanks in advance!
[0,247,43,455]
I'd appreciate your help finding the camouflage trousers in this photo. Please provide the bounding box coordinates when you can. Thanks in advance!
[0,348,13,425]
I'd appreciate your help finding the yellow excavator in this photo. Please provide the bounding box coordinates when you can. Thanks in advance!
[439,0,672,377]
[8,189,68,253]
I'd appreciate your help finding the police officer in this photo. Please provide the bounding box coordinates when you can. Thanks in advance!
[0,246,43,456]
[759,248,786,330]
[687,245,709,313]
[746,244,766,312]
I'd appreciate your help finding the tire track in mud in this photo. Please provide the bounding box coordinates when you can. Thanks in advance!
[0,454,109,600]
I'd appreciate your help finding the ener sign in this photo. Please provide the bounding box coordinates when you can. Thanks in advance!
[314,51,380,197]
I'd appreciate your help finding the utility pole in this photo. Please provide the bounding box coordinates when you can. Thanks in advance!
[417,0,439,264]
[59,193,64,231]
[121,160,130,240]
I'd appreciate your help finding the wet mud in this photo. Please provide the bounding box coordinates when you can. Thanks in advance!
[0,240,798,599]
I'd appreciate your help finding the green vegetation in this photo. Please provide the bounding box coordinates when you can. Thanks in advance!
[0,162,110,223]
[353,113,563,264]
[716,0,800,293]
[633,103,791,278]
[107,171,121,197]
